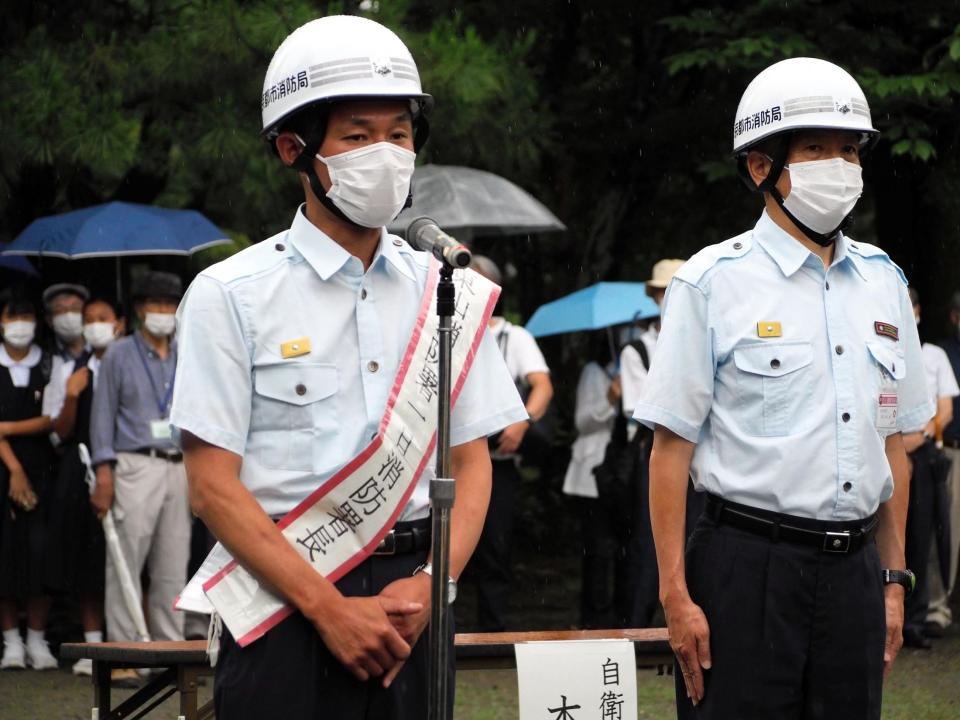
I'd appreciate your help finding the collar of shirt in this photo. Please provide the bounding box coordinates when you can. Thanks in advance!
[135,331,177,359]
[752,210,865,281]
[286,205,415,282]
[0,343,41,369]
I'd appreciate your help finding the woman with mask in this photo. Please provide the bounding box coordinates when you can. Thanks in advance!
[0,292,56,670]
[43,298,125,675]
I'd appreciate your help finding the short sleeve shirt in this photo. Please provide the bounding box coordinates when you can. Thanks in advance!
[170,207,526,520]
[490,319,549,384]
[922,342,960,413]
[633,210,933,521]
[619,326,658,416]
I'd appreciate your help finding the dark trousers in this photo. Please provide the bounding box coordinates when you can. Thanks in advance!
[471,458,518,631]
[905,442,935,633]
[678,514,886,720]
[576,468,662,629]
[213,524,452,720]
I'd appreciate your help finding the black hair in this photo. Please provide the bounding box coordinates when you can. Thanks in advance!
[0,288,38,319]
[84,297,124,318]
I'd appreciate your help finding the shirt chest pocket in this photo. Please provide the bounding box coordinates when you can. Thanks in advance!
[733,342,814,437]
[866,341,905,432]
[250,363,339,472]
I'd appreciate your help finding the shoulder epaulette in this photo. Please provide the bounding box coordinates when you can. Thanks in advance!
[846,239,908,286]
[674,232,753,287]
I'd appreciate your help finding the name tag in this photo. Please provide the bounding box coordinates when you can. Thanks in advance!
[150,419,173,440]
[877,393,898,430]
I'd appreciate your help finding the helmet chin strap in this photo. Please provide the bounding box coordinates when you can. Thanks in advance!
[290,138,361,228]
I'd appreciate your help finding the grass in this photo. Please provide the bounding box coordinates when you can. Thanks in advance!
[0,637,955,719]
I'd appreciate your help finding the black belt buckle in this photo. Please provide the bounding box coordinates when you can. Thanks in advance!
[823,531,851,553]
[374,530,396,556]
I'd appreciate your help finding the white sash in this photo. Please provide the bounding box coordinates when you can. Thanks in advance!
[175,260,498,647]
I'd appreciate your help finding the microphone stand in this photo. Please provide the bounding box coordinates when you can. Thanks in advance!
[427,261,456,720]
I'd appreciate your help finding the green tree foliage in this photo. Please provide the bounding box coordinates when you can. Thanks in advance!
[0,0,544,248]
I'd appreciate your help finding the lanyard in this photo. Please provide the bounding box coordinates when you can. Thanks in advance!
[134,334,175,417]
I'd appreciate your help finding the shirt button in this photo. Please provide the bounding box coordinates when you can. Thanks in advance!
[835,345,844,355]
[393,239,403,247]
[361,289,368,300]
[843,482,853,492]
[295,383,307,396]
[770,358,781,369]
[842,412,851,422]
[368,361,379,373]
[825,281,830,291]
[275,243,285,252]
[733,242,743,250]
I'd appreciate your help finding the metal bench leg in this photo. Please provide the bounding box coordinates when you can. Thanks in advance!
[177,664,201,720]
[92,660,112,718]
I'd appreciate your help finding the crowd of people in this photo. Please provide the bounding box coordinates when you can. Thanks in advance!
[0,273,207,682]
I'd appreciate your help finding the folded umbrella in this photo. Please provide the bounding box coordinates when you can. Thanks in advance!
[78,443,150,642]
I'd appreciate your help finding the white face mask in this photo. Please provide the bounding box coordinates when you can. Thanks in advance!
[83,322,118,350]
[144,312,176,337]
[781,158,863,235]
[311,140,416,229]
[52,311,84,342]
[3,321,36,349]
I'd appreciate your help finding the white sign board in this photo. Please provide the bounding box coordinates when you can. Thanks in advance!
[515,640,637,720]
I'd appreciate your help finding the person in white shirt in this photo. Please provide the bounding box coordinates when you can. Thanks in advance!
[619,259,683,416]
[469,255,553,631]
[563,335,619,627]
[900,289,960,648]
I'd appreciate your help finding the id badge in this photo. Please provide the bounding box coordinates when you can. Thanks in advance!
[877,390,898,431]
[150,419,173,440]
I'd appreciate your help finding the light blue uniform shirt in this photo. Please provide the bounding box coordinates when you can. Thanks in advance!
[634,210,933,521]
[170,207,526,520]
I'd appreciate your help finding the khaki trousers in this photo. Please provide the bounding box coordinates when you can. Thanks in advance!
[105,452,190,642]
[927,445,960,628]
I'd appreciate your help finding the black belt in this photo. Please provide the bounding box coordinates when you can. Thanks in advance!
[705,494,879,554]
[372,519,431,556]
[130,447,183,463]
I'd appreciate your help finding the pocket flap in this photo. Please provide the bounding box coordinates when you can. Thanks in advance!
[734,342,813,378]
[866,341,906,380]
[254,363,338,406]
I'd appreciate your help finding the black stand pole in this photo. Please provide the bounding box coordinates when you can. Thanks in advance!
[427,263,456,720]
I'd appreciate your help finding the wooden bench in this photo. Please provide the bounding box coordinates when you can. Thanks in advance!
[61,628,671,719]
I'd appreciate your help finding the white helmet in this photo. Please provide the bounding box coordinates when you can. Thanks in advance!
[261,15,431,139]
[732,57,878,154]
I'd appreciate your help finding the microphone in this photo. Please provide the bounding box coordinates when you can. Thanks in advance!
[405,217,472,268]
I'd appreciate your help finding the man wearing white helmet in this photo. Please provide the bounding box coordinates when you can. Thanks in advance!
[634,57,932,718]
[169,15,524,719]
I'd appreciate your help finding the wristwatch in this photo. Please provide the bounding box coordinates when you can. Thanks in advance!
[882,569,916,596]
[414,563,457,604]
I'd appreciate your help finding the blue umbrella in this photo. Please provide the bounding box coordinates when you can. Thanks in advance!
[525,282,660,338]
[2,201,229,259]
[0,251,38,277]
